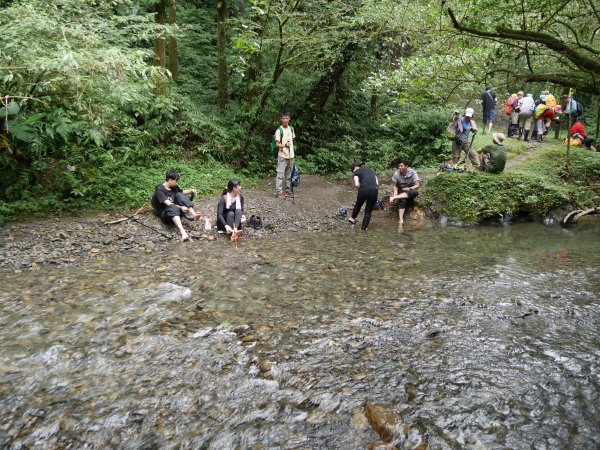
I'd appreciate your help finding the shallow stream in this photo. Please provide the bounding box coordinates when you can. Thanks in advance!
[1,221,599,448]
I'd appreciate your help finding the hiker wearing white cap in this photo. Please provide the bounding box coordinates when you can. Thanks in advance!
[450,108,480,167]
[476,132,507,173]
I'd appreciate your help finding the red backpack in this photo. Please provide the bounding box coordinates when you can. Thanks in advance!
[504,97,515,116]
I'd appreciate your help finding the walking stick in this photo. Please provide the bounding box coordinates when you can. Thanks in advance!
[106,203,173,240]
[458,132,477,167]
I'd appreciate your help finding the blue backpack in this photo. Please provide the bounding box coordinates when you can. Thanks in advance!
[291,164,300,187]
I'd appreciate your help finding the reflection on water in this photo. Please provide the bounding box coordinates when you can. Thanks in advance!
[0,222,599,448]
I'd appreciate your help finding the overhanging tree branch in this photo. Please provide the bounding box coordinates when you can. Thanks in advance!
[447,7,600,75]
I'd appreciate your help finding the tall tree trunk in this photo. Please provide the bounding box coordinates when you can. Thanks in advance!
[298,42,358,131]
[154,0,167,95]
[168,0,178,83]
[154,1,166,69]
[217,0,229,113]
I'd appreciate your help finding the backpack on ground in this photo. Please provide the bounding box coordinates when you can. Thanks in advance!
[271,126,294,158]
[534,103,548,119]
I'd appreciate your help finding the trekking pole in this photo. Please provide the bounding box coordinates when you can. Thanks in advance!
[459,132,477,167]
[131,217,173,240]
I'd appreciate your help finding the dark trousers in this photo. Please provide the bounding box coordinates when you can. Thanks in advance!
[161,192,194,220]
[226,210,243,229]
[352,189,378,230]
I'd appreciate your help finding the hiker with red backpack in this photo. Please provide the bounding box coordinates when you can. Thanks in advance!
[505,93,519,138]
[273,111,296,198]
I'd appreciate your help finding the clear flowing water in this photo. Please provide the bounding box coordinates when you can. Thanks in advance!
[0,221,599,449]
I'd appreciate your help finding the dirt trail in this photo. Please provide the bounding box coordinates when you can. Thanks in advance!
[505,140,543,169]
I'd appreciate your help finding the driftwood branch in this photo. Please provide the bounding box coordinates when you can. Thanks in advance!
[105,203,148,225]
[561,206,600,225]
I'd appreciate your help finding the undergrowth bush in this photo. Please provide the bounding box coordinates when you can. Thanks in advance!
[0,159,258,222]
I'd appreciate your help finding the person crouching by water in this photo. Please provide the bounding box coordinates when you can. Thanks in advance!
[389,158,420,224]
[217,179,245,240]
[476,132,507,173]
[348,163,379,230]
[151,170,200,242]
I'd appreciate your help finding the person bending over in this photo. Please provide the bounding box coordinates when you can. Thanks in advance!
[349,163,379,230]
[570,116,597,152]
[389,158,420,224]
[477,133,507,173]
[217,179,245,240]
[152,170,200,241]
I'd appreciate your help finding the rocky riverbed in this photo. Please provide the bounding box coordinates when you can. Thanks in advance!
[0,175,414,272]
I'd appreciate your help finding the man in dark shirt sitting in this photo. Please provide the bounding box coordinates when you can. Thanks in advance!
[151,170,200,241]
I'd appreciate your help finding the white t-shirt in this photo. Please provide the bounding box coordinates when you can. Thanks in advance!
[275,126,295,159]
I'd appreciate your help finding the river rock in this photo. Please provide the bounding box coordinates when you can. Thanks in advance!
[364,403,404,442]
[259,360,272,372]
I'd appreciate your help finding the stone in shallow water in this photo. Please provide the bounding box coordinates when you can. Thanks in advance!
[137,282,192,302]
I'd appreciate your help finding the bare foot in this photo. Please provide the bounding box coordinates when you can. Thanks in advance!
[348,218,356,225]
[194,212,201,221]
[181,231,189,242]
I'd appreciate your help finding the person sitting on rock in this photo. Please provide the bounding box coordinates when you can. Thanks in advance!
[477,133,507,173]
[389,158,420,224]
[151,170,200,241]
[570,116,597,152]
[217,179,245,240]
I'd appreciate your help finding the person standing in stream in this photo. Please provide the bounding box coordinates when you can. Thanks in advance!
[348,163,379,230]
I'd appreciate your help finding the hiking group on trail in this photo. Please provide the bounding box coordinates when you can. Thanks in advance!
[503,89,596,149]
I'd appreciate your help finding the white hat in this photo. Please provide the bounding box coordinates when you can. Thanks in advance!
[465,108,474,117]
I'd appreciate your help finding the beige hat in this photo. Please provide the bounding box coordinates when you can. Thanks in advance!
[465,107,474,117]
[493,132,505,145]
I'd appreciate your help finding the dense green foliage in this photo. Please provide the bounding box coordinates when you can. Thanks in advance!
[1,0,598,221]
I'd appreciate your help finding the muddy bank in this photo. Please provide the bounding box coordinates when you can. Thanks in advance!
[0,175,418,272]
